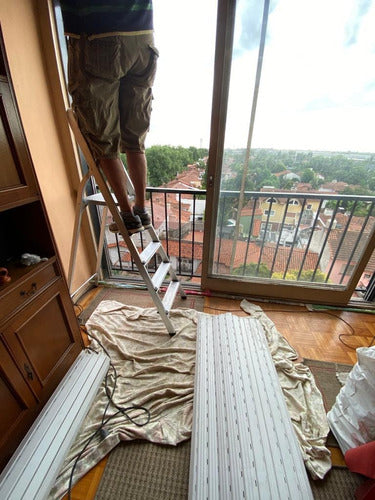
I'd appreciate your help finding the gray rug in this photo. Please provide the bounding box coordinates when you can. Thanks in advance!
[95,440,191,500]
[95,359,365,500]
[309,467,365,499]
[303,358,352,412]
[303,358,353,450]
[95,439,365,500]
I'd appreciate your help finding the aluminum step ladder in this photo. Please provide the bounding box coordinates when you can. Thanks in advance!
[67,108,186,336]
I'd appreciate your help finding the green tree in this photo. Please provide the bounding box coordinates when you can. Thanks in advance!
[272,269,327,282]
[301,168,315,184]
[145,146,175,186]
[233,262,271,277]
[145,145,208,187]
[279,177,294,190]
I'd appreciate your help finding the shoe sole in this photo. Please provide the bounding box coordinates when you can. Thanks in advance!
[109,223,144,234]
[128,225,144,234]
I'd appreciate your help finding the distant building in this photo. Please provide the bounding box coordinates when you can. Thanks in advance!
[319,181,348,193]
[283,172,300,181]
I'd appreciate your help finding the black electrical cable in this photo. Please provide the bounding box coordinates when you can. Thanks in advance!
[67,409,123,500]
[262,308,375,351]
[85,329,150,426]
[66,325,150,500]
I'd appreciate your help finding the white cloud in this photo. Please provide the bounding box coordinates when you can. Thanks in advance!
[147,0,217,148]
[147,0,375,153]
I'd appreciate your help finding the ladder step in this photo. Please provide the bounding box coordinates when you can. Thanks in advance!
[139,241,161,265]
[85,193,134,206]
[84,193,114,206]
[162,280,180,314]
[152,262,171,291]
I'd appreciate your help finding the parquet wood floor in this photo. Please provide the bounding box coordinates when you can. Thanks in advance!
[204,296,375,364]
[63,288,375,499]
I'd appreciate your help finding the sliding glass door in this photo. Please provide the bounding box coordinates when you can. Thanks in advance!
[202,0,375,304]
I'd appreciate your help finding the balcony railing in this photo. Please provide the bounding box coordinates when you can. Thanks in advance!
[215,190,375,287]
[103,188,375,299]
[104,187,206,283]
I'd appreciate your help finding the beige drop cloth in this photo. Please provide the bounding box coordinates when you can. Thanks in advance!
[50,299,330,499]
[50,301,198,499]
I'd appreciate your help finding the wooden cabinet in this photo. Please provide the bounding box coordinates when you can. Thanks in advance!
[0,30,83,471]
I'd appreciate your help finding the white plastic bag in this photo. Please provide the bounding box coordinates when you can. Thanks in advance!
[327,346,375,454]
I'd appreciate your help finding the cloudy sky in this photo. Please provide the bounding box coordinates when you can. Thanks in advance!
[148,0,375,153]
[148,0,217,148]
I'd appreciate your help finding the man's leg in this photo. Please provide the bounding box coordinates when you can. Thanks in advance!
[125,151,151,228]
[125,151,147,209]
[99,157,143,233]
[99,158,132,213]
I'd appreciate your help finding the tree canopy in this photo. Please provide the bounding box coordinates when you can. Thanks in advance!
[220,148,375,193]
[142,145,208,187]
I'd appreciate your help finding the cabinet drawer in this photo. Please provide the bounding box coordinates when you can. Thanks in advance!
[0,262,58,322]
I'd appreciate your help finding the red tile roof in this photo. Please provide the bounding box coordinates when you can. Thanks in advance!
[162,163,204,190]
[328,229,375,267]
[319,181,348,193]
[213,239,319,272]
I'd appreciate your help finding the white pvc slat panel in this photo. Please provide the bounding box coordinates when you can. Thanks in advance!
[0,349,109,500]
[189,313,313,500]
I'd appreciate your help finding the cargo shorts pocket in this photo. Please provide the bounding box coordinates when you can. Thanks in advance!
[84,37,121,79]
[146,44,159,84]
[133,44,159,88]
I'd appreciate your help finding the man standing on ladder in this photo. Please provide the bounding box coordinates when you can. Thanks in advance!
[60,0,158,234]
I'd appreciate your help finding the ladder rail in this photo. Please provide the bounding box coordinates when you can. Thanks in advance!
[94,205,108,286]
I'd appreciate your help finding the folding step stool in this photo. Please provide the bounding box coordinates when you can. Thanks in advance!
[66,108,186,336]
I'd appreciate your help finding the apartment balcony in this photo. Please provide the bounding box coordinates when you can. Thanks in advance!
[99,186,375,305]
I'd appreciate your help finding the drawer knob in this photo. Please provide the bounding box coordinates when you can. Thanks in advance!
[24,363,34,380]
[20,283,37,297]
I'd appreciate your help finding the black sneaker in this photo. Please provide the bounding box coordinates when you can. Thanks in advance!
[133,206,152,228]
[109,212,143,234]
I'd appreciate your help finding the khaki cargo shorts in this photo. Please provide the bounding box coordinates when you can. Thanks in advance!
[67,33,158,158]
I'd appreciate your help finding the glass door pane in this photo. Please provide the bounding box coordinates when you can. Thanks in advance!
[206,0,375,303]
